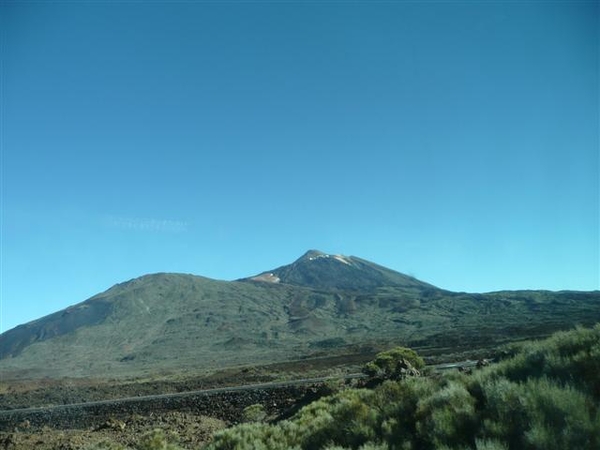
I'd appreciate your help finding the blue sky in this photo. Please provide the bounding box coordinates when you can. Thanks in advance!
[1,1,598,332]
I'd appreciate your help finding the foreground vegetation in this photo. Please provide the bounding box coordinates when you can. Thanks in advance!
[206,324,600,449]
[94,323,600,450]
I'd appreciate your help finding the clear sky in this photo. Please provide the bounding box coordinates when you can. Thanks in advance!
[1,1,598,332]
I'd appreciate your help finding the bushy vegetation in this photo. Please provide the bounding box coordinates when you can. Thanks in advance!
[362,347,425,381]
[206,324,600,450]
[86,325,599,449]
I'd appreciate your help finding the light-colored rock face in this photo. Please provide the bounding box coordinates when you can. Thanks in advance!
[250,273,281,283]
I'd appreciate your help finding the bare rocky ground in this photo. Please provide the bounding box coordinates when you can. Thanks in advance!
[0,411,227,449]
[0,383,315,450]
[0,358,357,450]
[0,353,373,410]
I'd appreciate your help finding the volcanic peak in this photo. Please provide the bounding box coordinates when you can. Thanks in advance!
[299,249,353,265]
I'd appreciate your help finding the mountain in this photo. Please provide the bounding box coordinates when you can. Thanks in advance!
[1,251,599,380]
[242,250,438,292]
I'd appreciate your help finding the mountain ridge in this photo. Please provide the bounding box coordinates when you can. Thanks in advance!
[1,250,599,380]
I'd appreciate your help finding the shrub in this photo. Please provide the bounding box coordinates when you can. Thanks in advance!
[478,369,599,449]
[478,378,528,447]
[294,389,378,449]
[206,422,301,450]
[490,324,600,398]
[363,347,425,381]
[415,381,477,449]
[375,378,437,449]
[241,403,267,423]
[138,429,183,450]
[522,377,598,449]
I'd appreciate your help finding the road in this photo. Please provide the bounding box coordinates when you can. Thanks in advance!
[0,359,484,430]
[0,373,366,430]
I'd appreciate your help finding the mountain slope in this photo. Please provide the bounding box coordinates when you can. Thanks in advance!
[0,274,305,377]
[1,251,599,380]
[242,250,437,292]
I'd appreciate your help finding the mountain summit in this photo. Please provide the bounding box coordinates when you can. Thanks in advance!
[243,249,436,292]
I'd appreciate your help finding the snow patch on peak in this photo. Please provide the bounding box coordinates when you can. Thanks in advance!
[306,253,353,265]
[332,255,352,265]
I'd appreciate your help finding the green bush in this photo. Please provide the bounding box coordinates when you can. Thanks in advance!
[207,422,301,450]
[376,378,437,449]
[363,347,425,380]
[138,429,183,450]
[490,324,600,398]
[478,378,529,447]
[415,381,477,448]
[522,377,598,449]
[299,389,378,448]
